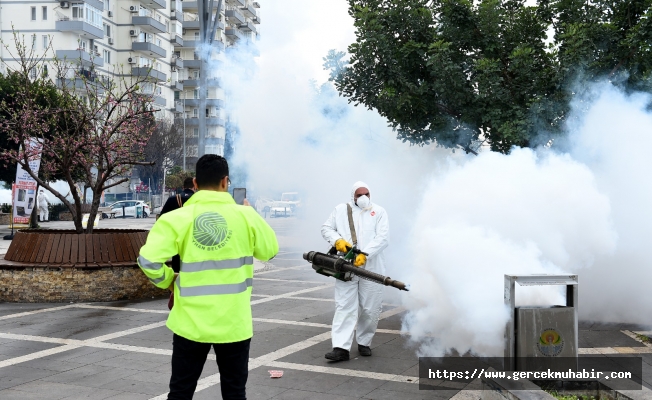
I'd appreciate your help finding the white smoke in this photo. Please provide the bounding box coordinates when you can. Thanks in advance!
[402,84,652,356]
[222,1,652,358]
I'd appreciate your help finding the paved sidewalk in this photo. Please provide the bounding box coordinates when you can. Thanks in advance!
[0,217,651,399]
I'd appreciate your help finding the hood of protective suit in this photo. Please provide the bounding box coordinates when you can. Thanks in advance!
[350,181,372,210]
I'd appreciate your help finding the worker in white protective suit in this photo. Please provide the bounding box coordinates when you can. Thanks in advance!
[37,189,50,222]
[321,181,389,361]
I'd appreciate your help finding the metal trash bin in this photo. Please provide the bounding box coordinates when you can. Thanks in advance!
[135,205,143,218]
[504,274,578,371]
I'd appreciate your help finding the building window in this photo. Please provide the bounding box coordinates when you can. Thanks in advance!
[42,35,48,50]
[105,24,111,37]
[187,145,198,157]
[103,49,111,63]
[193,89,199,99]
[192,128,199,137]
[29,68,37,80]
[31,7,36,21]
[105,0,110,10]
[31,35,36,50]
[72,3,102,28]
[174,91,180,100]
[42,6,47,20]
[192,108,198,117]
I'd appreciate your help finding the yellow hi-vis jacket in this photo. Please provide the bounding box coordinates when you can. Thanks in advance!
[138,190,278,343]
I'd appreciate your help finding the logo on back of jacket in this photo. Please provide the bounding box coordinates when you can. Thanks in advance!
[192,212,232,251]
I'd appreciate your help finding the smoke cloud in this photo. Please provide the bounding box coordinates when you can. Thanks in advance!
[224,2,652,358]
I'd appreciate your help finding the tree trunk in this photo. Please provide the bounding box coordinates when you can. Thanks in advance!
[28,200,39,229]
[85,187,103,234]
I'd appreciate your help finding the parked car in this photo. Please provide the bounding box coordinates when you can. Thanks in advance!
[105,200,150,218]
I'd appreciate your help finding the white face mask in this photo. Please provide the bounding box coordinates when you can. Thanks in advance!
[356,195,370,209]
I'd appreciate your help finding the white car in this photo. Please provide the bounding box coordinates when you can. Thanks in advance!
[107,200,150,218]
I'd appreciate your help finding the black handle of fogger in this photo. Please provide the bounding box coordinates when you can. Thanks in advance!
[303,251,409,291]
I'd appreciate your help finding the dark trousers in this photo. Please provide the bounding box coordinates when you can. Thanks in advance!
[168,334,250,400]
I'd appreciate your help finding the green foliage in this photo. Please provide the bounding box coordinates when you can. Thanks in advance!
[326,0,652,153]
[165,169,194,191]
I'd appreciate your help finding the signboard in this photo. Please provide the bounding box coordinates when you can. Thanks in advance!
[12,139,43,224]
[82,213,100,229]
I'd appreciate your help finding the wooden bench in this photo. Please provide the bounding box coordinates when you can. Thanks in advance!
[1,229,148,268]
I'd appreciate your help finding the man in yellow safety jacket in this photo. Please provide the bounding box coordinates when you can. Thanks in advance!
[138,154,278,400]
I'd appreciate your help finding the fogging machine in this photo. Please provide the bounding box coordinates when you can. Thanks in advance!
[303,247,409,291]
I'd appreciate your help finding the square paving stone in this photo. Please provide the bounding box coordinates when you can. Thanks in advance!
[328,376,386,398]
[6,380,102,398]
[100,377,168,395]
[247,366,318,390]
[580,330,646,348]
[0,388,54,399]
[270,388,359,400]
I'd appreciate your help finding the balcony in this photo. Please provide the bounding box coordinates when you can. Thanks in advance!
[171,0,182,12]
[225,9,245,25]
[174,101,184,113]
[238,21,256,33]
[183,77,221,88]
[183,19,199,29]
[171,10,183,21]
[183,98,224,108]
[152,95,166,106]
[171,81,184,91]
[131,67,167,82]
[225,27,244,41]
[140,0,166,9]
[132,41,167,58]
[172,57,183,68]
[55,19,103,40]
[56,49,104,67]
[57,70,106,94]
[182,40,225,52]
[172,35,184,47]
[226,0,245,6]
[183,1,198,10]
[240,3,257,19]
[132,16,166,34]
[252,14,261,24]
[179,117,225,126]
[185,59,201,69]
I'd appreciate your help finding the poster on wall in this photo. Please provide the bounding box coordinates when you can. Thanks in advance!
[12,139,43,225]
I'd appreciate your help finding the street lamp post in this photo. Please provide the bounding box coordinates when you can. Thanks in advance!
[183,89,186,171]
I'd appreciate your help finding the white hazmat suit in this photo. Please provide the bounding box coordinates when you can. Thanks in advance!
[38,190,50,222]
[321,181,390,351]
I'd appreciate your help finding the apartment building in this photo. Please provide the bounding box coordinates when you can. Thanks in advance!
[0,0,260,167]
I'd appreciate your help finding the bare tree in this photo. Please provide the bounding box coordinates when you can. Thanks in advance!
[136,119,185,193]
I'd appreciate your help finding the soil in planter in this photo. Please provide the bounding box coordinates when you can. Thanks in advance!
[536,381,613,400]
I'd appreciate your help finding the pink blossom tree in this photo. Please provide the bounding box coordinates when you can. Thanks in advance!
[0,31,160,233]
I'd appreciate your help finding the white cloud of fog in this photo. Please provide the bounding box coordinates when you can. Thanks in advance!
[224,2,652,358]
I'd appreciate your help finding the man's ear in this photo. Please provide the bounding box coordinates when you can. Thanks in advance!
[193,178,198,190]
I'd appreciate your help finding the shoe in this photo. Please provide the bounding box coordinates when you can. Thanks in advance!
[325,347,349,361]
[358,345,372,356]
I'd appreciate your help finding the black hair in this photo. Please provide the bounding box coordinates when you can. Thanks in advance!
[195,154,229,188]
[183,177,195,189]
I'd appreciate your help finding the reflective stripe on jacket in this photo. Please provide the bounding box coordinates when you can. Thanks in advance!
[138,190,279,343]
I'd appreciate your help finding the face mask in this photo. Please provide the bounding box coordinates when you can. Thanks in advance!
[356,195,370,209]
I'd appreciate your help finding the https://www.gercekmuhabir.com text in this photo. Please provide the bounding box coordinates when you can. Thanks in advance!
[427,368,632,381]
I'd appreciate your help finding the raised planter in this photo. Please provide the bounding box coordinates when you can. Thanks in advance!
[0,229,167,302]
